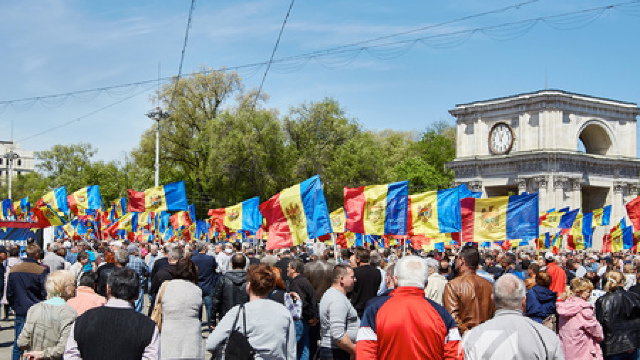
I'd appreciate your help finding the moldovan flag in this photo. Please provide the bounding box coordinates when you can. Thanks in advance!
[461,193,538,243]
[208,197,262,232]
[68,185,101,215]
[593,205,612,226]
[559,209,580,230]
[539,209,567,228]
[259,175,332,250]
[13,197,29,219]
[567,212,593,250]
[626,197,640,231]
[537,232,551,250]
[109,198,127,221]
[170,211,191,229]
[33,205,66,227]
[38,186,69,215]
[344,180,408,236]
[127,181,189,213]
[408,185,481,237]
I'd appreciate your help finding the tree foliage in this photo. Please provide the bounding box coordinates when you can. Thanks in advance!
[6,68,458,220]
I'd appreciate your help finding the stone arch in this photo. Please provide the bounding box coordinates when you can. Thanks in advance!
[576,119,615,155]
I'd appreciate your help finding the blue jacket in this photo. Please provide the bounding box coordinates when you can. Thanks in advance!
[191,253,219,295]
[7,258,48,316]
[525,285,557,323]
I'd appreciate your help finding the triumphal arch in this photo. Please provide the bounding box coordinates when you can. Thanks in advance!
[446,90,640,247]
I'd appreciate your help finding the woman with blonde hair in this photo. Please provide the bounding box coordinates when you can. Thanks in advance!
[17,270,77,360]
[595,270,640,360]
[557,277,604,359]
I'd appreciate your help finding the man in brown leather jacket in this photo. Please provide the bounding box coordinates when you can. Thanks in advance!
[443,245,495,334]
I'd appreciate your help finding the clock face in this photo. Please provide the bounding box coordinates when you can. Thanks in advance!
[489,123,514,155]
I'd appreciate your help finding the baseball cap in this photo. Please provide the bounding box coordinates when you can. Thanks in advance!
[544,252,554,261]
[0,245,7,253]
[63,241,72,249]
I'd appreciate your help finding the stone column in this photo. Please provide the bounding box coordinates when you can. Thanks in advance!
[534,176,549,210]
[469,181,483,196]
[517,178,528,195]
[613,181,626,224]
[553,176,567,211]
[571,179,582,210]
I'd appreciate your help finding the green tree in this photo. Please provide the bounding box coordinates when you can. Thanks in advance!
[131,68,243,215]
[283,98,360,181]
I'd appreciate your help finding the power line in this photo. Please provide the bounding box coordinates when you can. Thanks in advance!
[6,0,640,142]
[0,0,550,111]
[249,0,295,115]
[167,0,197,112]
[17,85,156,143]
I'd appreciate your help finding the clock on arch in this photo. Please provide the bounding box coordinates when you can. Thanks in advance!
[488,122,514,155]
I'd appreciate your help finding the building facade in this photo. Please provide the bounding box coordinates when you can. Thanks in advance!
[446,90,640,248]
[0,142,35,179]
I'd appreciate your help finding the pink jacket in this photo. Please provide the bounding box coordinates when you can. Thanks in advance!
[557,296,604,360]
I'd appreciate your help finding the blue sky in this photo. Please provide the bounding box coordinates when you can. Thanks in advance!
[1,0,639,162]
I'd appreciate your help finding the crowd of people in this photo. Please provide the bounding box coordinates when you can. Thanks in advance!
[1,237,640,359]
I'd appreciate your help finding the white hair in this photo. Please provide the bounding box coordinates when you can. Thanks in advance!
[494,274,526,310]
[396,255,427,288]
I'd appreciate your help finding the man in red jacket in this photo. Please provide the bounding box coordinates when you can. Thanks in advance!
[544,252,566,298]
[355,255,462,360]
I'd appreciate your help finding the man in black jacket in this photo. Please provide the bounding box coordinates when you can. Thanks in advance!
[191,242,218,329]
[7,244,47,360]
[212,253,249,325]
[350,247,381,319]
[288,259,318,360]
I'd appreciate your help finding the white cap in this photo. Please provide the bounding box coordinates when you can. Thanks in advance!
[110,241,123,248]
[63,241,72,249]
[544,252,554,261]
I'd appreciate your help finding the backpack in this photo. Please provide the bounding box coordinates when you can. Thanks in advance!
[222,304,255,360]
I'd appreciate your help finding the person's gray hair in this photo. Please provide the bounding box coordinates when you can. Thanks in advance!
[195,242,208,253]
[115,249,129,266]
[395,255,427,288]
[370,251,382,267]
[168,246,184,261]
[494,274,526,310]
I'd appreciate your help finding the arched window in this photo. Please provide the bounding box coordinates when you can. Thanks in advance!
[577,122,612,155]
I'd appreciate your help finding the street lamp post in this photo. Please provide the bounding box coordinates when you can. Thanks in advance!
[0,140,18,199]
[4,151,19,200]
[146,107,170,187]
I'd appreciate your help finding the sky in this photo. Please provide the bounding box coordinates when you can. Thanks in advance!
[1,0,639,163]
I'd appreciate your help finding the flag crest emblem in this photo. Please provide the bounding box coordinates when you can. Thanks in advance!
[417,204,432,223]
[286,203,303,227]
[481,206,501,230]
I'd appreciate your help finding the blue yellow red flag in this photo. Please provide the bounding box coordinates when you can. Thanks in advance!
[260,175,332,250]
[344,180,408,236]
[38,187,69,215]
[461,193,538,242]
[68,185,101,215]
[127,181,188,213]
[408,185,482,237]
[592,205,612,227]
[208,197,262,232]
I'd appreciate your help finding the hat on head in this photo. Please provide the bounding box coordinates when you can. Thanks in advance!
[591,255,599,261]
[544,252,554,261]
[127,244,139,254]
[63,241,72,249]
[224,248,233,254]
[110,240,122,248]
[0,245,7,253]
